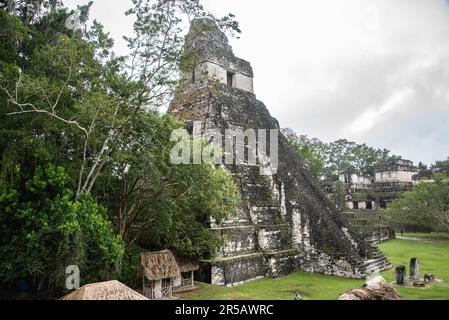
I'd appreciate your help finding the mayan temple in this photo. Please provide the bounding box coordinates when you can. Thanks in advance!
[169,18,391,286]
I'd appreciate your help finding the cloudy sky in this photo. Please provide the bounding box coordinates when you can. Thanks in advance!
[64,0,449,165]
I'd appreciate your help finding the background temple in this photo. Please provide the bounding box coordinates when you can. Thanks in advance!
[337,159,419,245]
[340,159,418,211]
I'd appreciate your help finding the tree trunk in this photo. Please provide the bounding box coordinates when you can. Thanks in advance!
[50,0,57,12]
[6,0,15,13]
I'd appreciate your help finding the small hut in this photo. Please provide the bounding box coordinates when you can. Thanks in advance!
[140,250,180,299]
[173,255,199,292]
[62,280,148,300]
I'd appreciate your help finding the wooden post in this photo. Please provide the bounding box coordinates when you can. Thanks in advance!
[191,270,194,288]
[169,278,173,298]
[154,279,162,299]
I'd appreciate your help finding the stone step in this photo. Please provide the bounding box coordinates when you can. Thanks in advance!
[263,248,299,257]
[357,247,393,278]
[361,259,390,270]
[358,257,388,269]
[204,249,298,263]
[210,225,256,231]
[359,259,392,274]
[362,265,391,275]
[211,223,289,231]
[363,263,392,275]
[249,206,282,225]
[203,252,264,263]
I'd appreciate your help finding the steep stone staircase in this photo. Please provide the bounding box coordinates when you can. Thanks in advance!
[359,247,393,278]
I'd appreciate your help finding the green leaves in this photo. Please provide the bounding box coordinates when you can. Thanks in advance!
[1,1,243,294]
[97,111,240,258]
[284,130,399,181]
[386,173,449,232]
[0,165,124,293]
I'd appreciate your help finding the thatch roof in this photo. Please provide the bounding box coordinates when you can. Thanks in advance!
[141,250,180,281]
[175,255,199,272]
[62,280,148,300]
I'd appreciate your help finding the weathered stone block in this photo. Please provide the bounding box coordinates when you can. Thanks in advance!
[396,265,407,285]
[410,258,419,280]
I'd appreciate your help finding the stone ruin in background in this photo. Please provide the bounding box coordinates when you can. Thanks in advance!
[334,159,420,245]
[340,159,418,211]
[168,18,392,286]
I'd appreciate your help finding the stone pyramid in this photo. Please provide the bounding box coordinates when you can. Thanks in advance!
[169,18,389,286]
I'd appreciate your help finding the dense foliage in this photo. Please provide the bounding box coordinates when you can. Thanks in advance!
[97,110,240,256]
[0,1,241,295]
[0,165,124,293]
[386,174,449,232]
[283,129,400,181]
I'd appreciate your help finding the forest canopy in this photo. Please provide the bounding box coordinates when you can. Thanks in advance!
[0,0,241,296]
[283,128,400,182]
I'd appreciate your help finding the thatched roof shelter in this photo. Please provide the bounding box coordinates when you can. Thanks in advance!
[141,250,180,281]
[175,255,199,273]
[62,280,148,300]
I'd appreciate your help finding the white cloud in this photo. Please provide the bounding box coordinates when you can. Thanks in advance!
[348,87,414,134]
[63,0,449,165]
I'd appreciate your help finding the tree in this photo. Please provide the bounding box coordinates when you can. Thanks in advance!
[1,5,127,198]
[1,0,63,25]
[159,162,240,257]
[285,133,324,181]
[0,1,242,295]
[124,0,240,108]
[386,173,449,232]
[283,129,399,182]
[97,111,240,257]
[2,0,240,198]
[418,162,428,173]
[435,158,449,169]
[0,165,124,294]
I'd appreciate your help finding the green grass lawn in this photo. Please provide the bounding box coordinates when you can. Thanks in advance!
[178,233,449,300]
[377,236,449,300]
[400,232,449,241]
[179,272,364,300]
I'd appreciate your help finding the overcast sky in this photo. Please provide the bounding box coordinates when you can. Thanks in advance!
[64,0,449,165]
